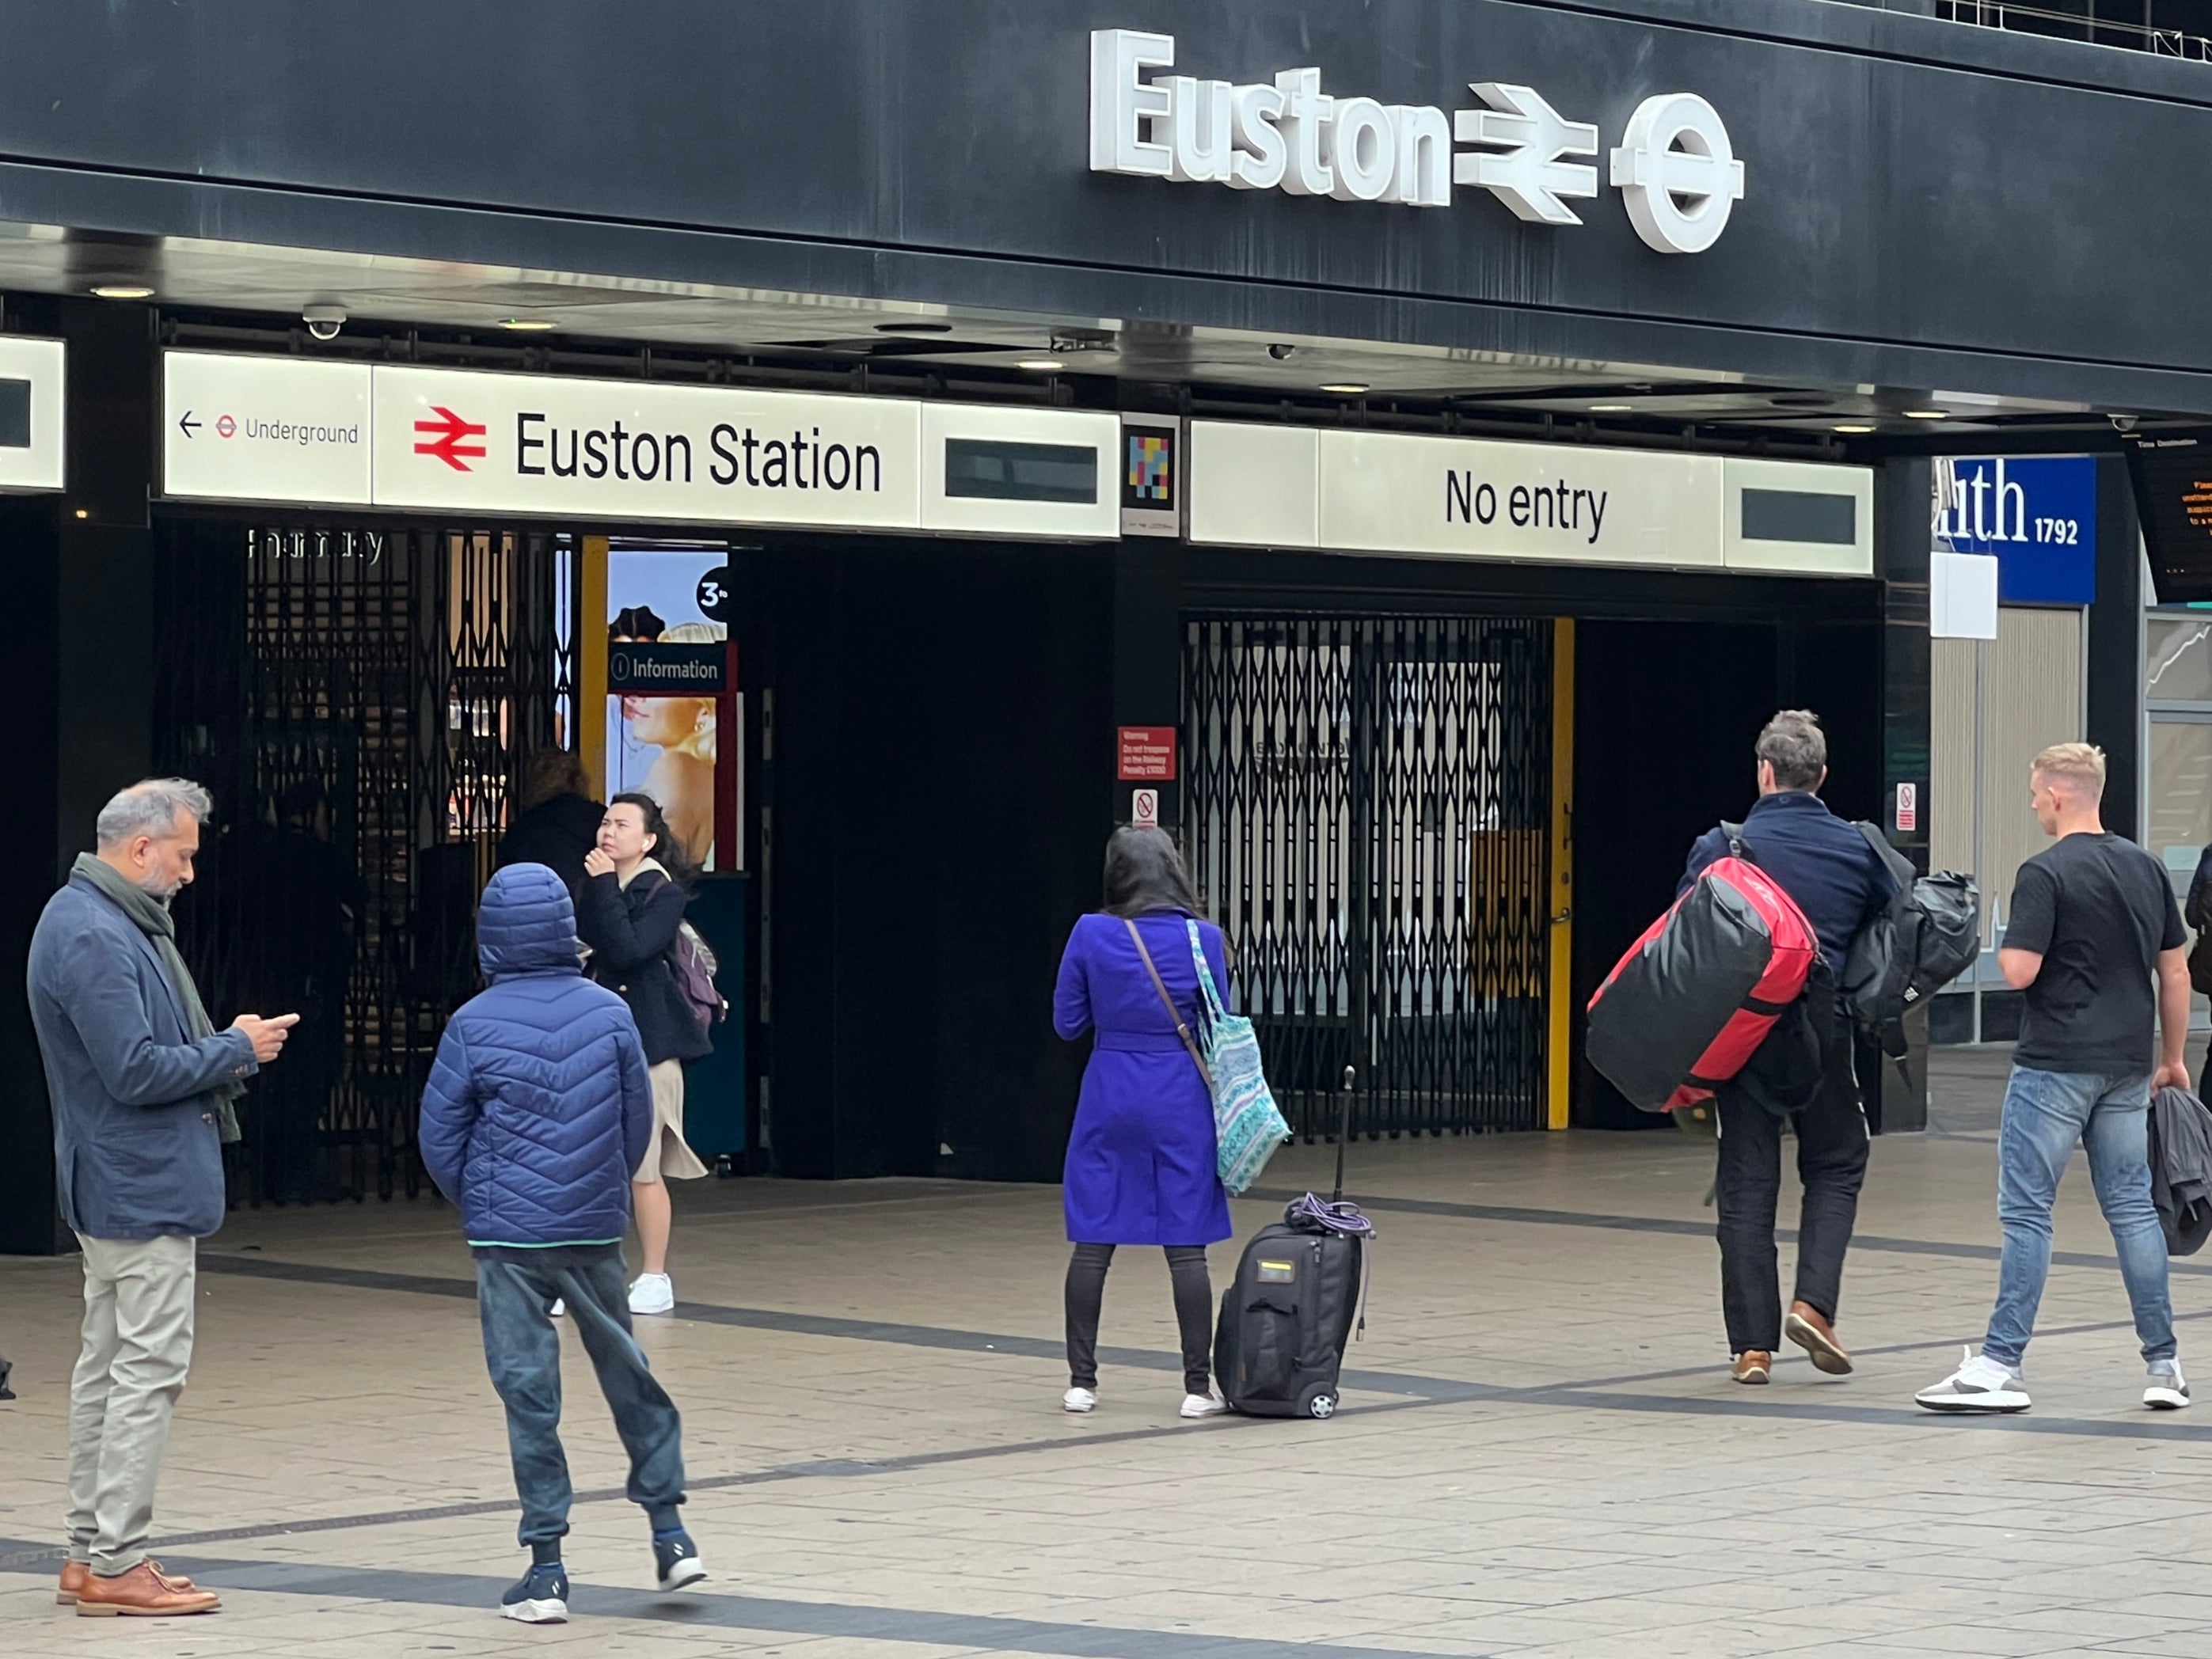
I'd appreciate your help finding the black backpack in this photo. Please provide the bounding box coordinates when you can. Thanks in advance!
[1839,823,1978,1058]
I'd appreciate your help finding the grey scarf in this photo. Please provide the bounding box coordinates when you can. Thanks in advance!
[74,852,244,1143]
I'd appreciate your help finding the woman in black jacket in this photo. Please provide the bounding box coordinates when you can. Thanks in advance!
[578,792,713,1315]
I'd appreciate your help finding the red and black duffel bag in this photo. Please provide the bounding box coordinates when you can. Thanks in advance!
[1585,828,1819,1113]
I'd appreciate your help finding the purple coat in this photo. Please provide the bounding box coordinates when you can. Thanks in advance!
[1053,910,1233,1247]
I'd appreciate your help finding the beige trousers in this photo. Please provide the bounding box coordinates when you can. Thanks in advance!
[67,1232,196,1575]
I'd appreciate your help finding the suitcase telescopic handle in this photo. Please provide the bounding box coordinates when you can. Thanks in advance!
[1336,1065,1356,1203]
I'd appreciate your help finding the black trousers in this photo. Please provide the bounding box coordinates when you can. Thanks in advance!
[1713,993,1869,1354]
[1064,1243,1214,1396]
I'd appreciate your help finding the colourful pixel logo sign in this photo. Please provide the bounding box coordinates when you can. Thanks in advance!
[1124,430,1176,508]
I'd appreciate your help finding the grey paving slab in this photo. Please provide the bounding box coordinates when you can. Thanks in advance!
[5,1046,2212,1657]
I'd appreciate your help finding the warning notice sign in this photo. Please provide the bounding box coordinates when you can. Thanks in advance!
[1117,727,1177,781]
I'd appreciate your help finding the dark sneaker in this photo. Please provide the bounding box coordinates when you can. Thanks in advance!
[2145,1359,2191,1411]
[653,1529,706,1593]
[1784,1302,1854,1376]
[1915,1346,2030,1414]
[500,1562,569,1624]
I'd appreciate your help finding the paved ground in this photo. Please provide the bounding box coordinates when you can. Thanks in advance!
[7,1047,2212,1658]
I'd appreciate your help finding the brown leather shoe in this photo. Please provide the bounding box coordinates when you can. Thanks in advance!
[74,1561,219,1617]
[1731,1350,1773,1385]
[1785,1301,1855,1375]
[57,1559,89,1604]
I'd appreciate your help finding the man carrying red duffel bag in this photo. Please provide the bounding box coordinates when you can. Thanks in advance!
[1591,710,1894,1386]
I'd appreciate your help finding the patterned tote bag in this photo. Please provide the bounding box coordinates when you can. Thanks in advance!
[1123,917,1291,1196]
[1185,920,1290,1195]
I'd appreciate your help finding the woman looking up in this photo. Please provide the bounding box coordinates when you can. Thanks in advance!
[1051,826,1233,1419]
[578,792,713,1315]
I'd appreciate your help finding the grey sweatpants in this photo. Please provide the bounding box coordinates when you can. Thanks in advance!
[67,1233,196,1575]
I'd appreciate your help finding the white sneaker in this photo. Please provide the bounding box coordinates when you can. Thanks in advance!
[1180,1391,1229,1419]
[1062,1387,1097,1414]
[2146,1359,2191,1410]
[628,1274,675,1316]
[549,1300,566,1319]
[1915,1346,2031,1414]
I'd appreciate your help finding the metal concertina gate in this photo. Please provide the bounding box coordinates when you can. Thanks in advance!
[1182,615,1553,1141]
[152,518,576,1205]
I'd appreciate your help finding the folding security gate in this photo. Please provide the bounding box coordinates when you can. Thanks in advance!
[151,518,576,1205]
[1182,616,1553,1140]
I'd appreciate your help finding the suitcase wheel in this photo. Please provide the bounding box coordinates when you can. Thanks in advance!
[1302,1388,1338,1420]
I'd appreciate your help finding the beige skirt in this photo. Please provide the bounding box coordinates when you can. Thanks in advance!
[637,1058,710,1183]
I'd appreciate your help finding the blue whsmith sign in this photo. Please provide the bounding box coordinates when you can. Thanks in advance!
[1934,456,2096,606]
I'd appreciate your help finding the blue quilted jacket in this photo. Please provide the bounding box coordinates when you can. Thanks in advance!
[419,863,653,1247]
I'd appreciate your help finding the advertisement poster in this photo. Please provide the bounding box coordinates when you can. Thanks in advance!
[605,541,737,871]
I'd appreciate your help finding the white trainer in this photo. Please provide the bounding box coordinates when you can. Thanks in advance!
[2145,1359,2191,1410]
[1062,1387,1097,1414]
[628,1274,675,1316]
[549,1299,566,1319]
[1180,1391,1229,1419]
[1915,1346,2031,1414]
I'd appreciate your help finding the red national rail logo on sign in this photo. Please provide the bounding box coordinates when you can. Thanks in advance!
[413,406,487,472]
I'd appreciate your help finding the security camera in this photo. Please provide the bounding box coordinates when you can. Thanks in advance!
[302,304,346,343]
[2110,413,2140,434]
[1267,343,1297,361]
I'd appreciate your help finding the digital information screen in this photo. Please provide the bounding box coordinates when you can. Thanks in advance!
[2131,432,2212,604]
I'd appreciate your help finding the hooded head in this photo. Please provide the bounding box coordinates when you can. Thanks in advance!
[476,863,583,981]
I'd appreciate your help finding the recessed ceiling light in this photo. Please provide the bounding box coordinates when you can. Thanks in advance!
[876,321,953,334]
[1017,357,1065,372]
[1320,382,1370,396]
[498,317,556,332]
[1833,423,1877,435]
[1589,404,1634,413]
[1904,409,1948,420]
[90,284,153,301]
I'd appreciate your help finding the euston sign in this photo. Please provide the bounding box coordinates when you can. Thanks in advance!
[161,352,1121,540]
[1089,29,1746,254]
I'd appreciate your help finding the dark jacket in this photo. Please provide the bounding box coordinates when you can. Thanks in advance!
[577,860,711,1065]
[27,871,260,1240]
[1681,790,1893,966]
[497,792,606,898]
[2186,845,2212,933]
[418,863,653,1247]
[2150,1085,2212,1258]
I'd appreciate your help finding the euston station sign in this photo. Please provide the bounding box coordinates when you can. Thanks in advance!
[161,353,1121,540]
[1089,29,1746,254]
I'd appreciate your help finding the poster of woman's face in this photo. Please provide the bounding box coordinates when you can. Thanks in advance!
[606,545,728,871]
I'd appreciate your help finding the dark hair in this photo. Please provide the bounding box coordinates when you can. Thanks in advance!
[518,749,591,813]
[609,791,698,889]
[1102,826,1202,919]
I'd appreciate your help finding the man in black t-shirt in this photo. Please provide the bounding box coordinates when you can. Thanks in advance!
[1917,743,2192,1416]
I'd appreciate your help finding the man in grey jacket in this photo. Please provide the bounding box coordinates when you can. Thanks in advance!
[28,780,297,1617]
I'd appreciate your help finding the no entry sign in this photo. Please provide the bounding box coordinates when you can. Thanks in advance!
[1117,726,1177,780]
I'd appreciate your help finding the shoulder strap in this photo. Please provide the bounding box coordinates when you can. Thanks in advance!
[1124,917,1211,1088]
[1720,822,1747,861]
[1854,820,1917,897]
[1184,918,1228,1024]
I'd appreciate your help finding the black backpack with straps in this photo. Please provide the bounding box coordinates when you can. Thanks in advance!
[1839,823,1978,1059]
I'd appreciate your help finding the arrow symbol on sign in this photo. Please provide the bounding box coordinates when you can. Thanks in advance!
[177,410,201,439]
[412,405,487,472]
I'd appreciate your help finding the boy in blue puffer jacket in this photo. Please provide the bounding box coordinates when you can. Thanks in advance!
[420,862,707,1624]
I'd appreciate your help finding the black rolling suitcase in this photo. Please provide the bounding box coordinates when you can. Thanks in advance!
[1214,1069,1374,1420]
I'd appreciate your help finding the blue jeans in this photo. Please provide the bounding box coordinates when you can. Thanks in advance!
[476,1248,686,1547]
[1984,1067,2175,1370]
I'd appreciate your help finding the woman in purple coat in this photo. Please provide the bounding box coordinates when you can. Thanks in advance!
[1052,827,1233,1419]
